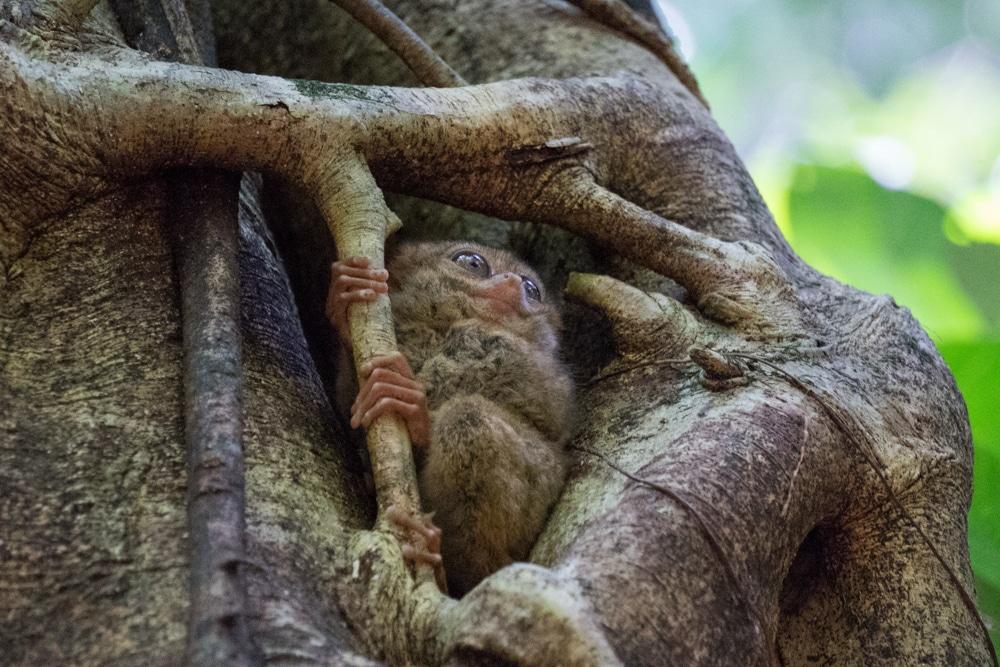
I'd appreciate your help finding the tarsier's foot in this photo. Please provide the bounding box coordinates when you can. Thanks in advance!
[385,505,448,593]
[325,256,389,346]
[352,352,431,447]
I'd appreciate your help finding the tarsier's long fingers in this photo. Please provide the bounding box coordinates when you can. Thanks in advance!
[325,257,389,342]
[359,350,415,379]
[355,396,431,446]
[352,368,425,417]
[352,353,431,446]
[352,376,427,427]
[386,506,447,593]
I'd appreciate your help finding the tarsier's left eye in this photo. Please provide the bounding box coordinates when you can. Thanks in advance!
[452,251,491,278]
[522,277,542,302]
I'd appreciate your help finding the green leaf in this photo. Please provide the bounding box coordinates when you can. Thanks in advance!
[786,165,991,339]
[940,340,1000,649]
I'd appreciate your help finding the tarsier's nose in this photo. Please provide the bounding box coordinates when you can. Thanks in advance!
[474,272,527,313]
[499,272,522,286]
[496,273,525,298]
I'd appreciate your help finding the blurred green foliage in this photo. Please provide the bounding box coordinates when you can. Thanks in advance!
[666,0,1000,648]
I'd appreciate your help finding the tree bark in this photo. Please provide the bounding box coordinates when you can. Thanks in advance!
[0,1,990,665]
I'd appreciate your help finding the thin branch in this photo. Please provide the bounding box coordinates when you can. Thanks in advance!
[311,153,440,590]
[317,155,418,516]
[565,0,709,108]
[328,0,465,87]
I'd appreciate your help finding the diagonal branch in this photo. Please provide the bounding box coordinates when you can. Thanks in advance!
[531,175,803,333]
[328,0,465,87]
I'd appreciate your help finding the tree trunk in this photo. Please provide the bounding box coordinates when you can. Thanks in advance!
[0,1,990,665]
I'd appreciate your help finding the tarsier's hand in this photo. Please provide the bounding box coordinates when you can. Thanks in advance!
[325,256,389,348]
[353,352,432,448]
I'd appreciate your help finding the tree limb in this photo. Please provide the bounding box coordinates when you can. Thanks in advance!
[0,44,775,328]
[312,151,443,591]
[328,0,465,87]
[566,0,708,107]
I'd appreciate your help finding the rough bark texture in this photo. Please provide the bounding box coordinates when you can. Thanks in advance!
[0,1,990,666]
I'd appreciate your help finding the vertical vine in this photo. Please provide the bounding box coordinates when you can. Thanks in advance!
[108,1,262,664]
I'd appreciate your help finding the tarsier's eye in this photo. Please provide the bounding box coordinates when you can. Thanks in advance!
[522,277,542,302]
[452,251,491,278]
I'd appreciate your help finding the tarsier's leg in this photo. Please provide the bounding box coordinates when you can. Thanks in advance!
[422,395,564,595]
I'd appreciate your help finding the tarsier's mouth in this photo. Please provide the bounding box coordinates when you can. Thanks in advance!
[473,294,525,318]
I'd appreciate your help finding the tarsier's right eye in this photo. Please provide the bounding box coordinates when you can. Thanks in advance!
[452,251,491,278]
[522,277,542,302]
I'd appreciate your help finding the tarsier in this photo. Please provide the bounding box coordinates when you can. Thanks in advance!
[326,241,573,594]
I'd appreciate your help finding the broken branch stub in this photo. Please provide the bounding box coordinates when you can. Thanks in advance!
[565,271,698,357]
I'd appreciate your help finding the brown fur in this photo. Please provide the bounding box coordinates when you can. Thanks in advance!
[387,241,573,594]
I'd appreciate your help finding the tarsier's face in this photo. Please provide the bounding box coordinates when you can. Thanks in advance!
[447,247,545,322]
[388,241,561,351]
